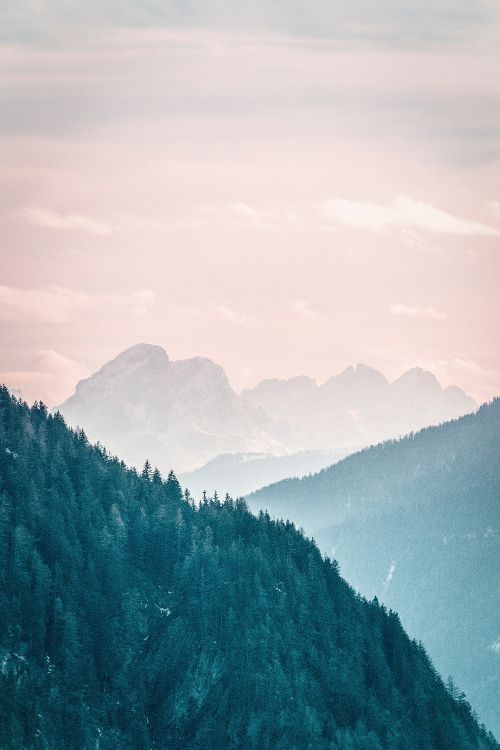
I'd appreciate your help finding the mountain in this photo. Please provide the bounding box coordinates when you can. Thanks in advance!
[241,364,477,453]
[57,344,476,486]
[179,448,346,500]
[0,386,498,749]
[249,399,500,737]
[57,343,283,473]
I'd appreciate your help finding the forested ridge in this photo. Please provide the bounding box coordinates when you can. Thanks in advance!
[248,398,500,736]
[0,387,497,750]
[249,398,500,529]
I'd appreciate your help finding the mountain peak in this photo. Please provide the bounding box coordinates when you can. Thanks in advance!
[354,363,389,382]
[170,356,232,390]
[110,342,168,366]
[395,367,440,390]
[322,363,388,390]
[73,343,169,390]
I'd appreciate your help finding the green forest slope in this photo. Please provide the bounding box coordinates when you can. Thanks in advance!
[0,387,497,750]
[249,399,500,737]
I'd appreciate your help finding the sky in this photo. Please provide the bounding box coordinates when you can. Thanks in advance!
[1,1,499,406]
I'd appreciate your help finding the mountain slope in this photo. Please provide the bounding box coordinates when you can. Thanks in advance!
[249,399,500,737]
[0,386,497,749]
[179,448,347,499]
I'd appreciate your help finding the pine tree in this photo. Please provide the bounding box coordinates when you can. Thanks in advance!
[141,460,153,482]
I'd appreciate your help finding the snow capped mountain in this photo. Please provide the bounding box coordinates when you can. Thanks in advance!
[57,343,477,478]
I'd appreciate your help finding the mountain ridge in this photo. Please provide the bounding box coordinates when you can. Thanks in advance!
[57,343,476,481]
[248,398,500,737]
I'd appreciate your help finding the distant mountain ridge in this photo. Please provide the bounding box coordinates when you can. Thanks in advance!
[179,448,347,499]
[58,343,476,478]
[248,399,500,737]
[242,362,476,453]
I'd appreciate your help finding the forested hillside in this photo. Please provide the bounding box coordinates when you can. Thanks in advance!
[0,386,497,750]
[249,399,500,737]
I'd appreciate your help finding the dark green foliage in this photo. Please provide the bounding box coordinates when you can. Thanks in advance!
[0,387,497,750]
[249,398,500,737]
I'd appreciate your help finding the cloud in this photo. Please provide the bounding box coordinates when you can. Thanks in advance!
[198,202,322,234]
[210,303,249,325]
[0,349,88,408]
[447,358,484,375]
[320,195,499,235]
[292,299,321,323]
[23,206,112,236]
[130,289,156,316]
[409,357,485,377]
[225,202,263,220]
[0,285,155,324]
[0,0,493,47]
[389,304,446,320]
[488,201,500,219]
[0,285,88,324]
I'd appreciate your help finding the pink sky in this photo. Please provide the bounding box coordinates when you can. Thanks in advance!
[1,8,499,406]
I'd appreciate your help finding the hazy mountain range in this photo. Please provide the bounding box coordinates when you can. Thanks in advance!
[58,343,476,487]
[178,449,346,499]
[249,399,500,737]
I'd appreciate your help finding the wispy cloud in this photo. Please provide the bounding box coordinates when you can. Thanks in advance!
[0,285,88,324]
[389,304,446,320]
[0,285,155,324]
[210,303,249,326]
[320,195,499,235]
[225,202,264,221]
[199,202,323,234]
[292,299,322,323]
[23,206,112,236]
[131,289,156,316]
[0,1,494,47]
[413,358,485,377]
[488,201,500,219]
[0,349,89,408]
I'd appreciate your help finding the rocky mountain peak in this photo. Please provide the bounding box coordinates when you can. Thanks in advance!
[321,363,389,392]
[394,367,441,391]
